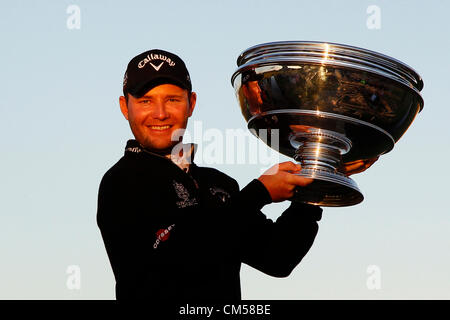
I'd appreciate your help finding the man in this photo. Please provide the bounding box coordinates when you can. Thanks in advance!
[97,49,331,300]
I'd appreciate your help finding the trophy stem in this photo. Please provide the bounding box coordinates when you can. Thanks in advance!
[291,129,351,174]
[289,129,364,206]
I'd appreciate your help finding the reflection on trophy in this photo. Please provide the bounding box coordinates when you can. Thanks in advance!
[231,41,424,207]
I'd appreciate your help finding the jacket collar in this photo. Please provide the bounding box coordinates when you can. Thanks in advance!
[124,139,197,171]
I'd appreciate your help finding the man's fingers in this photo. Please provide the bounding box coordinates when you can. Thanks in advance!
[261,161,302,176]
[342,156,380,175]
[289,173,314,187]
[345,161,364,172]
[277,161,301,173]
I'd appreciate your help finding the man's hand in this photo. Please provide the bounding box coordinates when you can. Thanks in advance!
[258,161,314,203]
[340,156,379,176]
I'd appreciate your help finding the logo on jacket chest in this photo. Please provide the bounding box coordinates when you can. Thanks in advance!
[209,186,231,203]
[173,180,198,208]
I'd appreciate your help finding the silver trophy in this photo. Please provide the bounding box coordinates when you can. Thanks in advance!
[231,41,424,207]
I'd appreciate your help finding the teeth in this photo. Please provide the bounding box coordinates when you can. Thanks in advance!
[149,125,171,130]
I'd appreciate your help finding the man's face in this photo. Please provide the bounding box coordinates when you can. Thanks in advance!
[119,84,197,151]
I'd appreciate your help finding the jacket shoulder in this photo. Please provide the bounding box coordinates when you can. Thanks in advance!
[195,166,240,191]
[100,155,145,186]
[197,167,240,194]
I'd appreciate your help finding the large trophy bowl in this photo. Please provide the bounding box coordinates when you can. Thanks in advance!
[231,41,424,207]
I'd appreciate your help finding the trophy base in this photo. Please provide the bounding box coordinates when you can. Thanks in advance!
[293,168,363,207]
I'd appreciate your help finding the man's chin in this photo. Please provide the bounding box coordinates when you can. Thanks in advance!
[140,140,179,154]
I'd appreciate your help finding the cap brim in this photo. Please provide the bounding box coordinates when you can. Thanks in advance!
[129,76,189,98]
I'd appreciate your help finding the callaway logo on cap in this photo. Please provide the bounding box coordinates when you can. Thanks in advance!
[123,49,192,98]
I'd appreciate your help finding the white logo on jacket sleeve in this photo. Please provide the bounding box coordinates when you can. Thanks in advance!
[153,224,175,249]
[173,180,198,208]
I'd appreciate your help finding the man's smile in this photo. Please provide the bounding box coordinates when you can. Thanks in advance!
[147,125,173,131]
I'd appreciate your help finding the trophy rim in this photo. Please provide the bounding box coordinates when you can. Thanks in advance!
[232,40,424,109]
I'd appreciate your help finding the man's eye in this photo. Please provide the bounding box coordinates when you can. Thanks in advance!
[168,98,180,102]
[140,100,151,104]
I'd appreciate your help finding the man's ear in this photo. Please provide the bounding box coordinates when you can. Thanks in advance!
[119,96,129,120]
[188,92,197,117]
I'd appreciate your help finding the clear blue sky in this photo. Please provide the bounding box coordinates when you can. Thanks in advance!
[0,0,449,299]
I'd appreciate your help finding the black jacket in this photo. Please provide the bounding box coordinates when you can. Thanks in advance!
[97,140,322,301]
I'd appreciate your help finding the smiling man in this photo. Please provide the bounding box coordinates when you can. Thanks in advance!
[96,49,323,301]
[119,83,196,152]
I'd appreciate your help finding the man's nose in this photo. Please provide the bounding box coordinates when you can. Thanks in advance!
[151,101,169,120]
